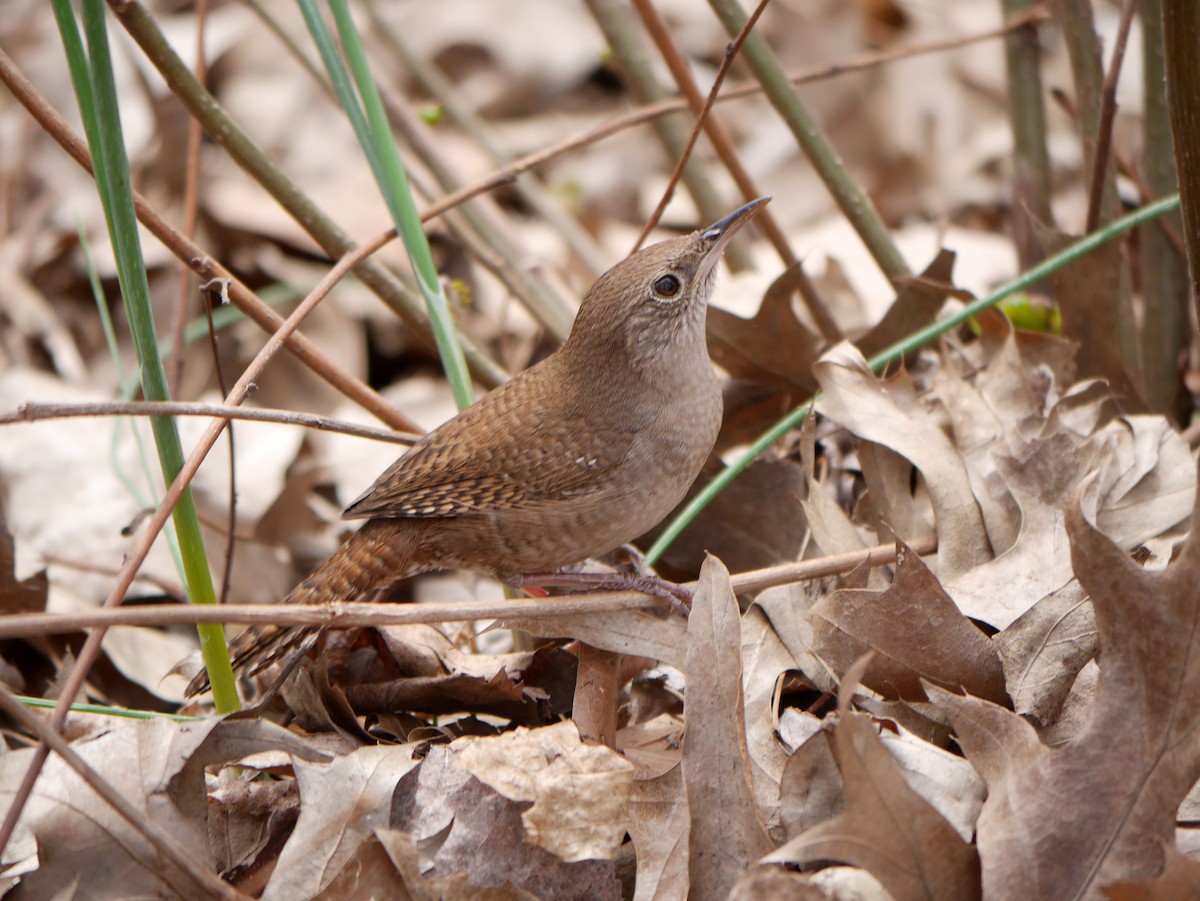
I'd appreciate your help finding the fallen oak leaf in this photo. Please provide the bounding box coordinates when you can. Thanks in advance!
[764,654,982,901]
[684,555,774,900]
[814,342,991,578]
[810,540,1008,705]
[1102,848,1200,900]
[929,462,1200,899]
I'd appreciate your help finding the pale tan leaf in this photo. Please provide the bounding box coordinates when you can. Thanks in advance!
[995,580,1098,724]
[452,720,634,863]
[944,432,1104,628]
[684,555,773,900]
[814,343,991,577]
[1103,848,1200,900]
[741,602,801,840]
[626,762,689,901]
[264,745,420,901]
[499,608,687,669]
[391,744,622,898]
[768,656,981,901]
[928,465,1200,898]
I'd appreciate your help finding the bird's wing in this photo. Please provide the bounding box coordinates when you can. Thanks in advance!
[342,369,637,520]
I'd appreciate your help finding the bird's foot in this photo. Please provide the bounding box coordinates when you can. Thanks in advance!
[511,570,691,616]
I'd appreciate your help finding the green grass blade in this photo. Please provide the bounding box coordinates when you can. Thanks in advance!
[54,0,239,712]
[297,0,474,410]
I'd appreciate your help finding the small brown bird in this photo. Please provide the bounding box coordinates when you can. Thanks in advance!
[187,197,768,696]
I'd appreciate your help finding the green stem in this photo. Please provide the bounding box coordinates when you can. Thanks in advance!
[57,0,239,711]
[299,0,474,410]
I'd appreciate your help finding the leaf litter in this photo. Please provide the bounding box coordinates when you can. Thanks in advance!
[1,1,1199,899]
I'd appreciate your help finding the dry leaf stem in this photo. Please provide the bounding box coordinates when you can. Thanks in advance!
[1084,0,1138,233]
[999,0,1054,270]
[1139,0,1190,416]
[1,401,422,445]
[1163,0,1200,319]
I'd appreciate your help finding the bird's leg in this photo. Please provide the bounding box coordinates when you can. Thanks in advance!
[510,570,692,616]
[614,543,654,576]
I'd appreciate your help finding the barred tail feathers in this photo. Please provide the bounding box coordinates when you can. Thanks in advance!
[185,519,423,697]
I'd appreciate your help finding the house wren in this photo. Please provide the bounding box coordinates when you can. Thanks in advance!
[187,197,768,696]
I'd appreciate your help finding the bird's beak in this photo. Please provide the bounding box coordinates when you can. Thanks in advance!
[697,196,770,277]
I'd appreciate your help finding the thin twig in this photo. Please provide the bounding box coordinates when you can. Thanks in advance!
[0,688,247,900]
[585,0,750,269]
[166,0,208,397]
[1052,87,1186,257]
[1,401,421,445]
[635,0,783,253]
[707,0,909,283]
[0,538,935,638]
[632,0,770,251]
[1085,0,1137,232]
[200,280,237,606]
[419,4,1047,227]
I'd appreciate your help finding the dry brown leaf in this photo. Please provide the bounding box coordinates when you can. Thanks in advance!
[683,555,774,900]
[741,602,802,840]
[262,744,420,901]
[876,722,985,842]
[1103,848,1200,900]
[311,832,412,901]
[499,606,687,669]
[798,410,869,559]
[452,720,634,863]
[1038,227,1143,408]
[373,828,541,901]
[811,541,1008,704]
[814,343,991,577]
[1,716,329,898]
[207,777,299,889]
[995,579,1098,724]
[625,759,689,901]
[857,440,935,549]
[391,743,622,898]
[928,467,1200,899]
[1093,414,1195,549]
[967,308,1042,426]
[768,657,974,901]
[754,581,838,696]
[854,248,957,359]
[767,656,981,901]
[344,654,567,726]
[943,431,1104,628]
[706,262,823,395]
[779,725,843,839]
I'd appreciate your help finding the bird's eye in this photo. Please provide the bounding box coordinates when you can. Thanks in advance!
[653,274,681,297]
